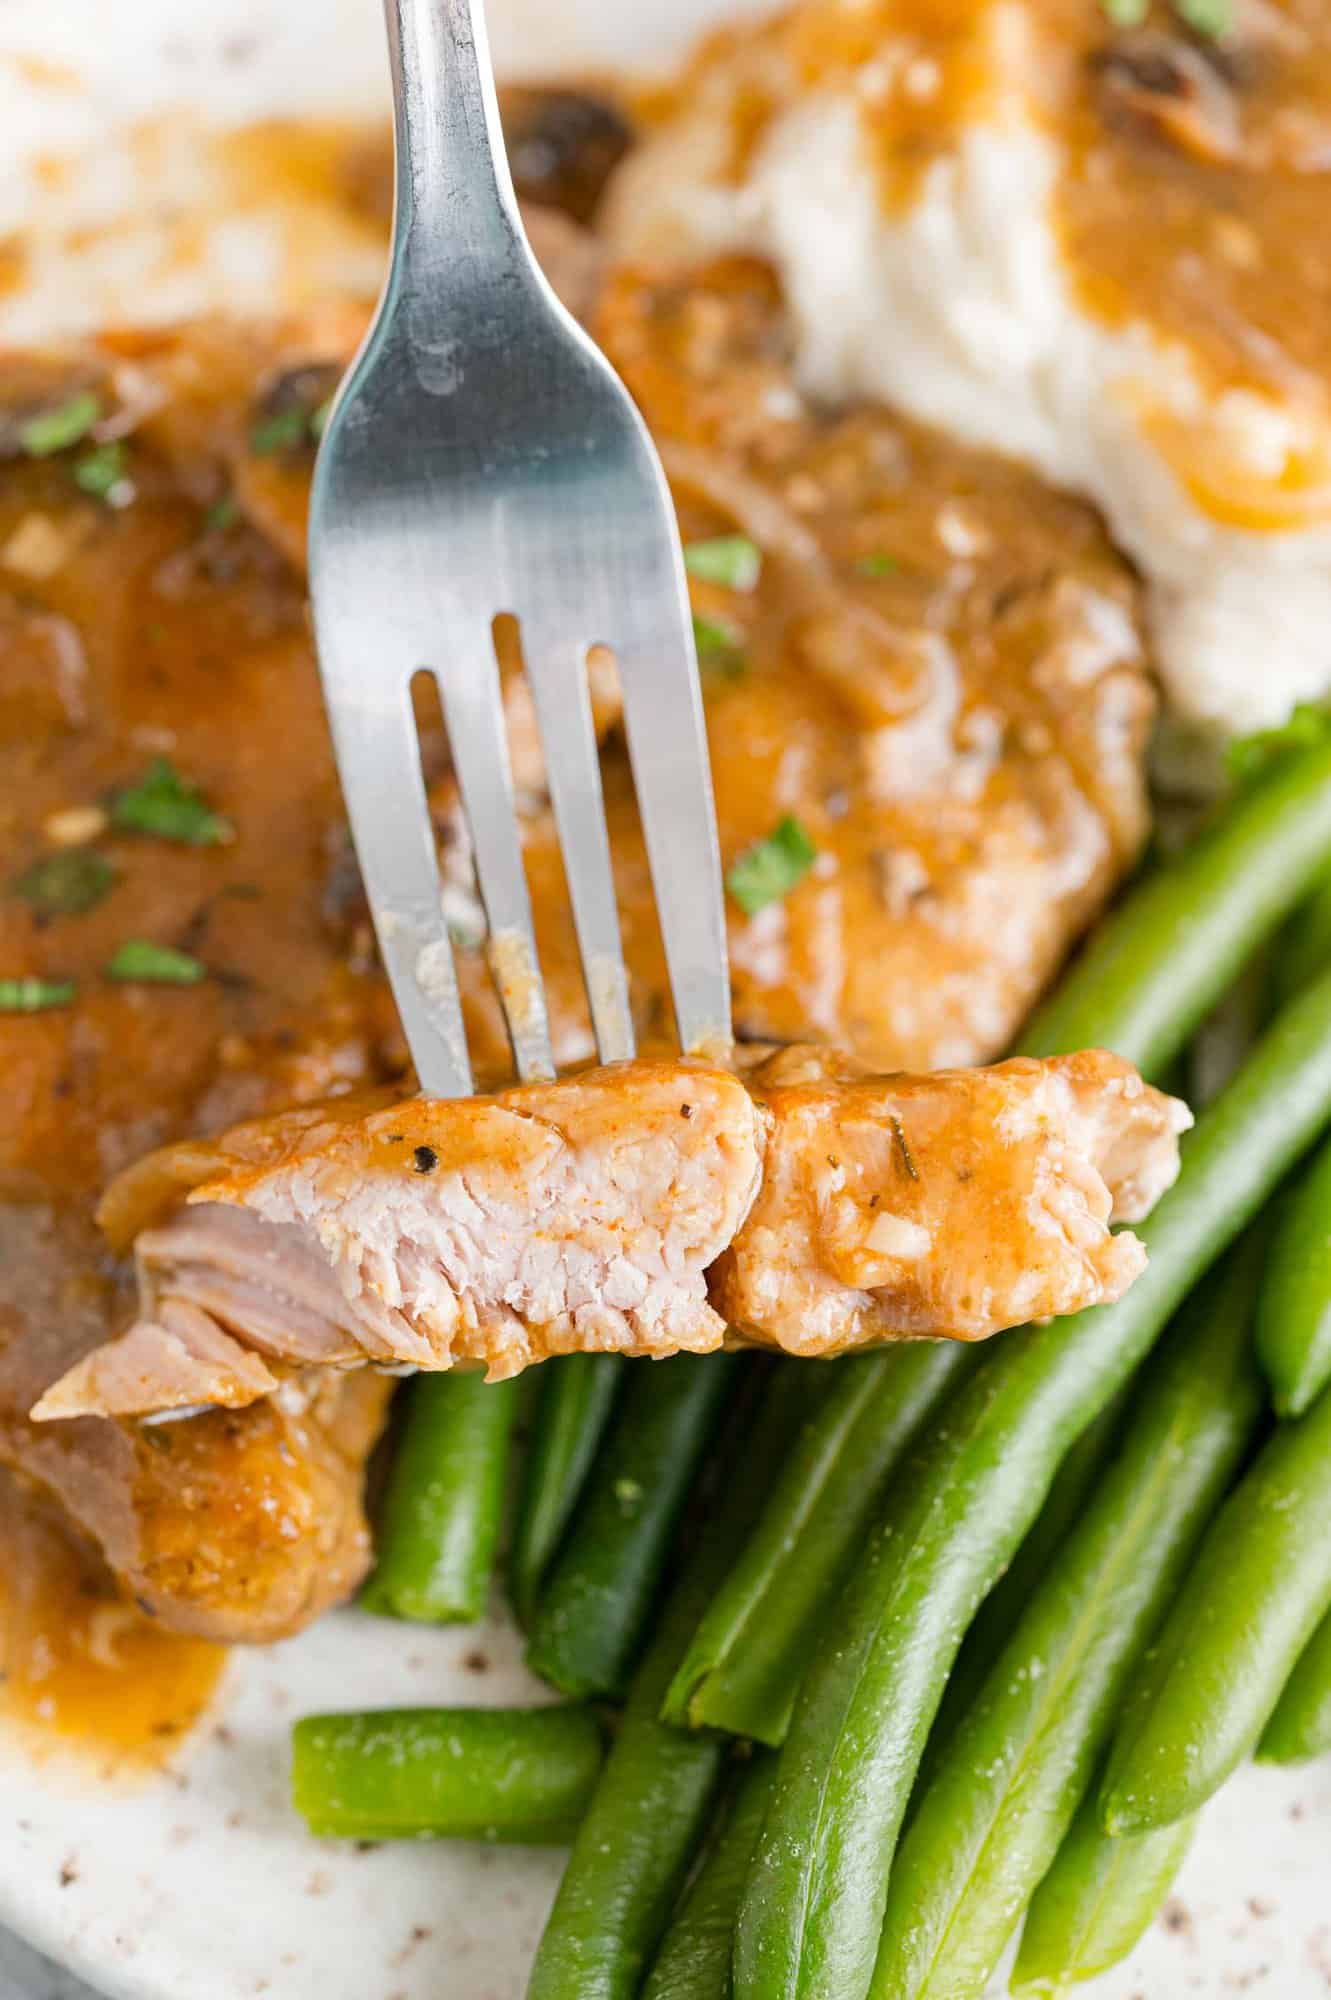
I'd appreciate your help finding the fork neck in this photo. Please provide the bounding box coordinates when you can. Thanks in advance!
[383,0,527,283]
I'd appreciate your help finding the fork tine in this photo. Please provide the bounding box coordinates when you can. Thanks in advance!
[431,638,555,1083]
[325,676,473,1099]
[520,619,634,1064]
[610,563,732,1060]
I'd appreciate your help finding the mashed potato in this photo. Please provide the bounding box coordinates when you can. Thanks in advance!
[605,0,1331,736]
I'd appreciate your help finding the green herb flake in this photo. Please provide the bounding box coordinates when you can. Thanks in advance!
[1176,0,1234,35]
[19,391,102,459]
[309,396,333,441]
[204,493,238,533]
[856,552,900,578]
[110,758,233,847]
[684,535,762,592]
[106,939,206,986]
[1227,704,1331,791]
[249,406,314,457]
[73,440,131,504]
[692,612,747,677]
[727,815,818,917]
[13,849,115,918]
[0,976,77,1013]
[1101,0,1149,24]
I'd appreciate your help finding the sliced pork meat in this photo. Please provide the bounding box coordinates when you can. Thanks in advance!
[0,1205,392,1645]
[37,1063,766,1418]
[713,1044,1189,1355]
[33,1049,1188,1422]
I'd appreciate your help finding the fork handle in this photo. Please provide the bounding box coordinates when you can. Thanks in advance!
[384,0,530,289]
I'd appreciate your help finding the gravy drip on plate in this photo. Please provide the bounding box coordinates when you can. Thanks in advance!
[0,1474,225,1769]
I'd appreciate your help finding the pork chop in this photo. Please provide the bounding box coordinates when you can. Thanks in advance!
[0,149,616,1647]
[0,314,405,1645]
[33,1048,1187,1420]
[447,256,1156,1076]
[1,110,1157,1647]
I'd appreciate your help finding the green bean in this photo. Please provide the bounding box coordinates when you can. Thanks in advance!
[1186,951,1272,1109]
[1010,1789,1196,1996]
[1273,862,1331,1006]
[289,1704,603,1842]
[1255,1133,1331,1416]
[1259,1602,1331,1763]
[1255,856,1331,1418]
[511,1354,625,1625]
[1016,734,1331,1076]
[361,1372,520,1623]
[1102,1373,1331,1833]
[871,1240,1264,2000]
[736,963,1331,2000]
[666,1344,968,1747]
[644,1756,776,2000]
[526,1353,740,1698]
[913,1383,1132,1805]
[528,1364,811,2000]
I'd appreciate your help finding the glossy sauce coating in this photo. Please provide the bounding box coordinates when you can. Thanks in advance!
[476,256,1152,1074]
[643,0,1331,402]
[0,105,1153,1750]
[0,1474,225,1770]
[0,317,398,1754]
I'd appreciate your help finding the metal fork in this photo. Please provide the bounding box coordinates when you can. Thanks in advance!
[307,0,730,1097]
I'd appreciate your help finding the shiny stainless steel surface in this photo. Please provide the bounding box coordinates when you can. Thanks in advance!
[308,0,730,1096]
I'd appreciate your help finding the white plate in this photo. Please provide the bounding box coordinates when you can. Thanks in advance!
[2,3,1329,1994]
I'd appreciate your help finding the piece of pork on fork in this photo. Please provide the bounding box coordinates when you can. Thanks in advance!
[309,0,730,1096]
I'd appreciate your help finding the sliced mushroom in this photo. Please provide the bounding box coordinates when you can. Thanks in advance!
[502,88,633,223]
[1094,30,1243,166]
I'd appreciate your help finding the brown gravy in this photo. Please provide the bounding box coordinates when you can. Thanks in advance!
[650,0,1331,405]
[0,1475,226,1769]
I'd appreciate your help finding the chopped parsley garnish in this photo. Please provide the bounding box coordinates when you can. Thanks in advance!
[204,493,238,533]
[1227,704,1331,791]
[684,535,762,592]
[692,612,746,677]
[106,939,206,985]
[726,815,817,917]
[249,405,312,456]
[13,849,115,918]
[110,758,233,847]
[19,391,101,459]
[856,552,900,578]
[249,363,340,456]
[73,441,131,504]
[1100,0,1232,30]
[1175,0,1233,35]
[0,976,77,1012]
[250,393,332,456]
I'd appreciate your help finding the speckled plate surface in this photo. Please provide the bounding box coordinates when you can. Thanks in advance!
[2,3,1330,1995]
[5,1605,1331,2000]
